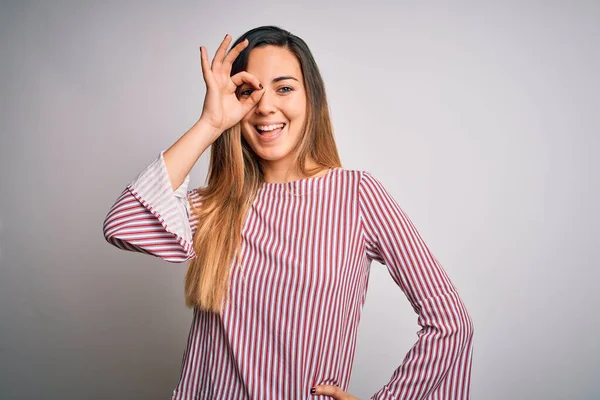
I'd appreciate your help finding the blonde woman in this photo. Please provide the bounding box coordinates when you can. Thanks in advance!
[103,25,474,400]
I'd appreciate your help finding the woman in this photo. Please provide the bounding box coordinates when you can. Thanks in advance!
[103,25,474,400]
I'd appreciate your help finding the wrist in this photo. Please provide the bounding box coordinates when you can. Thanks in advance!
[195,118,222,140]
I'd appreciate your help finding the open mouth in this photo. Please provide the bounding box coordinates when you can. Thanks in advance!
[254,123,286,135]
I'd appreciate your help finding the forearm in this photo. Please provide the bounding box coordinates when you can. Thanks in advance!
[163,118,221,191]
[370,290,474,400]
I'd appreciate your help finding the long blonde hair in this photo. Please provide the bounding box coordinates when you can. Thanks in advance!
[185,26,342,312]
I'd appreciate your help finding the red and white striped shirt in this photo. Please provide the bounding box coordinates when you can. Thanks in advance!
[103,150,474,399]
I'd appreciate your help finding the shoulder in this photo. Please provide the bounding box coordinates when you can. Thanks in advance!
[331,167,375,182]
[329,168,391,204]
[332,167,382,188]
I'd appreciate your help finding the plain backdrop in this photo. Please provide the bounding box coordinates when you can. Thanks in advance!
[1,1,599,399]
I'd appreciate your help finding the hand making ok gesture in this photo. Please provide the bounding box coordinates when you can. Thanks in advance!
[198,34,265,135]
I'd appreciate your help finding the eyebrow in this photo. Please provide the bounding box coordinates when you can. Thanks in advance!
[272,76,299,83]
[237,75,300,90]
[239,75,299,90]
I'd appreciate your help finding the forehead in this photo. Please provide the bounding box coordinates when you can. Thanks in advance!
[245,45,303,80]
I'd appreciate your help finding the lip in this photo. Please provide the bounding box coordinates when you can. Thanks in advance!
[253,121,287,126]
[254,123,286,143]
[253,121,287,128]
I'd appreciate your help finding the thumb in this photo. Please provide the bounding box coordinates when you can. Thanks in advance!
[241,86,264,115]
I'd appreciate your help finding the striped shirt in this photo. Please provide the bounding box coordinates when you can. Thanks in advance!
[103,150,474,400]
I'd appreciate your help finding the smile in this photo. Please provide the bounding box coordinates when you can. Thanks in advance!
[253,123,286,142]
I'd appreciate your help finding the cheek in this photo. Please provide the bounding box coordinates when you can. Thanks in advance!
[285,97,307,122]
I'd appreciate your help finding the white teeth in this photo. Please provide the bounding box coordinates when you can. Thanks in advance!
[256,123,285,132]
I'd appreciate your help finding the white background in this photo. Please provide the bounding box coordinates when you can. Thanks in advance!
[1,1,598,399]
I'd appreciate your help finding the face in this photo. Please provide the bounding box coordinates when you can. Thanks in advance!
[238,45,307,170]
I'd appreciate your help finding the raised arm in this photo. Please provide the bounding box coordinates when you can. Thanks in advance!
[358,172,474,400]
[102,150,201,262]
[102,32,267,264]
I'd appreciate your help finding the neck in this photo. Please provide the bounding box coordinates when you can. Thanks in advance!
[261,156,325,184]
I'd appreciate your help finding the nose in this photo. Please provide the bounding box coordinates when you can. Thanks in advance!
[255,88,277,115]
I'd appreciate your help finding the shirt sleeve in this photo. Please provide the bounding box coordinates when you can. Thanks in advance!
[358,171,474,400]
[102,150,200,262]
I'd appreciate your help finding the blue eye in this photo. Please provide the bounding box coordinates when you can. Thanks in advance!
[239,86,293,97]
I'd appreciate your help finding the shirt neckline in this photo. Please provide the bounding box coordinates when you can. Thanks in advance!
[259,167,342,196]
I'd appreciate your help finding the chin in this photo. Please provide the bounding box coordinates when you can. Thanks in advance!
[252,147,292,162]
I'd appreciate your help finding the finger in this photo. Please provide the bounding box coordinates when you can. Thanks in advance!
[240,87,265,116]
[223,38,249,67]
[230,71,262,90]
[211,33,232,69]
[313,384,345,399]
[199,46,214,87]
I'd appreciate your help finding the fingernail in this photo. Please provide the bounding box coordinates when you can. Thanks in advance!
[259,83,263,89]
[225,33,229,39]
[310,387,316,394]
